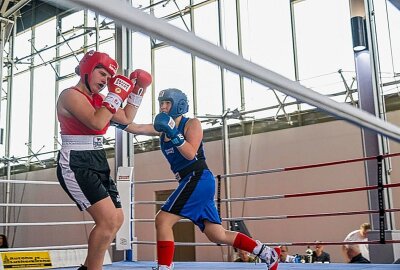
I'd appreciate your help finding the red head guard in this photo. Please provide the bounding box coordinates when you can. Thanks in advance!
[75,50,118,91]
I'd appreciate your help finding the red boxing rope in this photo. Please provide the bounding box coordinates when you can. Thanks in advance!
[222,182,400,203]
[222,152,400,178]
[222,208,400,221]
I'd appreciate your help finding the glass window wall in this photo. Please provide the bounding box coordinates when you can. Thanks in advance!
[1,0,399,168]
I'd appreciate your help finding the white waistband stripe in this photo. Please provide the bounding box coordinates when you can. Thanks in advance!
[61,135,104,150]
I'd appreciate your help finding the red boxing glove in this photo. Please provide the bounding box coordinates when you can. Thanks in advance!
[127,69,152,107]
[102,75,134,114]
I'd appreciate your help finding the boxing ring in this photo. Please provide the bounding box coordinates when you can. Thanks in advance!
[0,0,399,269]
[55,261,400,270]
[1,151,399,269]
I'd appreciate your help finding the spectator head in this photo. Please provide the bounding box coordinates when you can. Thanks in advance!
[360,223,371,237]
[315,241,324,255]
[279,245,289,262]
[237,249,251,262]
[0,234,9,248]
[344,244,361,261]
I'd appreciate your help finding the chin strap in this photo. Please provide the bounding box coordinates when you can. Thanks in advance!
[84,74,92,93]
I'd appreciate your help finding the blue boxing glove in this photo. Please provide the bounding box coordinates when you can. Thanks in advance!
[154,112,185,147]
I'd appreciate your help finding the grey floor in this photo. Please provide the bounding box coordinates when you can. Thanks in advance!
[55,261,400,270]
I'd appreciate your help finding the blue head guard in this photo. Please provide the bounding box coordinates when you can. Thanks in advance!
[158,88,189,119]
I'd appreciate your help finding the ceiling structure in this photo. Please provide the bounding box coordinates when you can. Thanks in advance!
[389,0,400,10]
[0,0,69,42]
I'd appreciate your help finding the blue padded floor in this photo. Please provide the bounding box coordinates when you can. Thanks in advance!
[55,261,399,270]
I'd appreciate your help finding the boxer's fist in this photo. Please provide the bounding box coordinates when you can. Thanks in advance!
[127,69,152,107]
[103,75,134,114]
[154,112,185,147]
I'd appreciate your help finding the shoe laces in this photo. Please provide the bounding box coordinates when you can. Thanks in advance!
[152,264,173,270]
[255,243,276,269]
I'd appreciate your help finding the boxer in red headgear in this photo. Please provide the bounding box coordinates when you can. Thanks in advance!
[56,50,152,270]
[75,50,118,92]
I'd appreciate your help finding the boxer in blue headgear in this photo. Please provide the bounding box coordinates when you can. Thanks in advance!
[123,88,280,270]
[157,88,189,119]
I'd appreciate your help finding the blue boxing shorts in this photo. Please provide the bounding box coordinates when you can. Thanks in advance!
[161,169,222,231]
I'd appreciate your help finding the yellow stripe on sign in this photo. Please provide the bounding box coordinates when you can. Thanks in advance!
[0,251,52,269]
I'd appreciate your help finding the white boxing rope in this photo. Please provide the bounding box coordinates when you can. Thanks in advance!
[132,195,284,205]
[0,242,116,252]
[221,168,285,178]
[132,218,192,223]
[134,178,175,184]
[1,244,90,252]
[0,179,59,185]
[133,201,164,205]
[0,203,75,207]
[131,240,226,247]
[130,240,395,247]
[132,168,283,185]
[54,0,400,142]
[0,221,94,226]
[132,216,285,223]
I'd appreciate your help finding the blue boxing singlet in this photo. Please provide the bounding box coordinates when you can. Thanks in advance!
[160,117,205,175]
[159,117,221,231]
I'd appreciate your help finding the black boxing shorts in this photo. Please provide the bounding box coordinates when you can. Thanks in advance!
[56,135,121,211]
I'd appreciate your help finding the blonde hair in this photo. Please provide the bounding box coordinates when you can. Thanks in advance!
[279,245,289,251]
[360,223,371,230]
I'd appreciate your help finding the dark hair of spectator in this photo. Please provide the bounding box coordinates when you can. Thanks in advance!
[0,234,9,248]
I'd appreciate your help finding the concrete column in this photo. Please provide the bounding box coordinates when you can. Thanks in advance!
[349,0,398,263]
